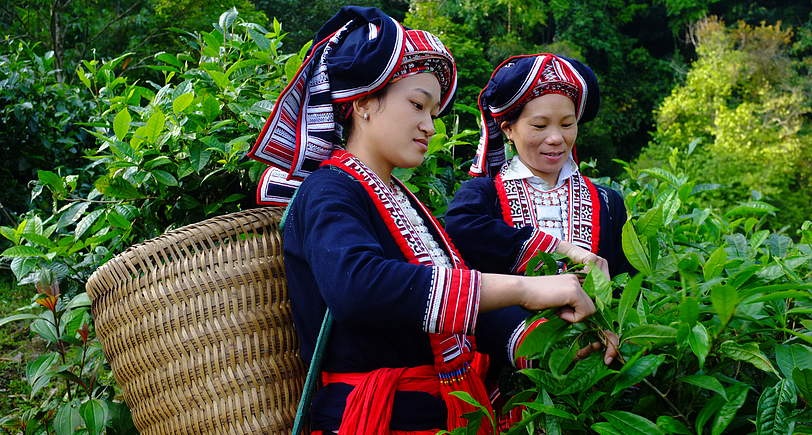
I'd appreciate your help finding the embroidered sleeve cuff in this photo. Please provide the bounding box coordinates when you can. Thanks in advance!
[423,267,481,335]
[508,317,547,369]
[511,229,560,274]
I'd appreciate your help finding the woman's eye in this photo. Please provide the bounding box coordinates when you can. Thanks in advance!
[532,124,546,129]
[563,123,574,128]
[412,101,424,111]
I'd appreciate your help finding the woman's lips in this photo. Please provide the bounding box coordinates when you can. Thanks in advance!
[414,139,428,151]
[541,151,564,162]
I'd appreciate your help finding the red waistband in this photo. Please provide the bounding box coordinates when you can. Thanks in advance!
[321,364,440,396]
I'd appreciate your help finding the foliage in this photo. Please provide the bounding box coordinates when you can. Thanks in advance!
[638,17,812,230]
[0,9,301,432]
[0,271,135,434]
[0,38,96,215]
[394,117,478,217]
[448,149,812,434]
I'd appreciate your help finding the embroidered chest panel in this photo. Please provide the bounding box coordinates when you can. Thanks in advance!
[496,169,599,253]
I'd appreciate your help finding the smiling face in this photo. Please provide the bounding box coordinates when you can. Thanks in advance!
[347,73,441,182]
[501,93,578,186]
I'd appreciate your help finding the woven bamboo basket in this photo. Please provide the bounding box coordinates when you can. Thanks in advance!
[86,207,306,434]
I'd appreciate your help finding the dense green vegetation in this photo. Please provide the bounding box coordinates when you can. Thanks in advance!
[1,0,810,433]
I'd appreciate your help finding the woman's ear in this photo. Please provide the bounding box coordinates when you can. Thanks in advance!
[500,120,513,142]
[352,95,378,122]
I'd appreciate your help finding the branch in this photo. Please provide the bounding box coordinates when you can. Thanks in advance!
[86,0,143,44]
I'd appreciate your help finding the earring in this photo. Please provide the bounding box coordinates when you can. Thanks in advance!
[363,113,369,121]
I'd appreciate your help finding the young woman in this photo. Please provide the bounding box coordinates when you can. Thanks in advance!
[248,11,610,433]
[446,53,633,278]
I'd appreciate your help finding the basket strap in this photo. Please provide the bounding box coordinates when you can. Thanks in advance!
[293,309,334,434]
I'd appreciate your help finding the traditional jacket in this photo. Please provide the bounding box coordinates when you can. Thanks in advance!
[446,156,632,277]
[284,152,534,431]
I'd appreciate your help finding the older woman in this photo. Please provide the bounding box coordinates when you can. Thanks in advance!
[447,53,632,278]
[247,12,604,434]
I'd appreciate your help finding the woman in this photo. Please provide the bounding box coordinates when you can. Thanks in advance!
[446,53,632,278]
[248,11,610,433]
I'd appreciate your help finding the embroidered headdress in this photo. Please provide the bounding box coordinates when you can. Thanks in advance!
[247,6,457,204]
[469,53,599,177]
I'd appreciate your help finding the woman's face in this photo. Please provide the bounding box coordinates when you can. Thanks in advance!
[501,93,578,185]
[351,73,441,176]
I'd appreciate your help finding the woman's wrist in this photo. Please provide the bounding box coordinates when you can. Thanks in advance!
[479,273,526,312]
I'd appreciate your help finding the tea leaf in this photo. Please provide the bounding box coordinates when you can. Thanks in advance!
[679,374,727,400]
[618,273,643,332]
[113,109,131,141]
[612,354,665,395]
[711,383,748,435]
[558,353,611,395]
[623,325,677,346]
[80,399,108,435]
[688,323,711,368]
[719,341,777,374]
[710,285,738,327]
[756,379,796,435]
[774,344,812,381]
[622,221,652,275]
[793,368,812,401]
[703,246,727,281]
[600,410,664,435]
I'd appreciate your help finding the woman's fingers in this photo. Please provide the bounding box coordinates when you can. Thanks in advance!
[574,330,620,365]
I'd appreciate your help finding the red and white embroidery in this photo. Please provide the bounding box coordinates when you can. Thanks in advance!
[495,163,601,257]
[322,150,480,335]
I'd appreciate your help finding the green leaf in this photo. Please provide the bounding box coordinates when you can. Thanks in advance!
[57,201,89,228]
[1,245,46,258]
[0,313,43,328]
[592,422,625,435]
[38,170,66,196]
[26,352,59,396]
[172,92,194,114]
[151,170,178,186]
[248,28,270,50]
[144,110,166,142]
[113,109,131,141]
[558,353,611,395]
[208,70,229,88]
[202,95,221,121]
[711,384,748,435]
[80,399,108,435]
[636,206,663,237]
[0,225,18,243]
[155,52,181,68]
[618,273,643,332]
[656,416,691,434]
[600,410,664,435]
[793,368,812,401]
[285,55,302,82]
[548,347,576,379]
[448,391,494,430]
[189,141,212,172]
[756,379,796,435]
[522,402,577,420]
[719,341,777,374]
[54,401,83,435]
[774,344,812,381]
[724,200,778,218]
[688,323,711,368]
[75,209,105,239]
[622,220,651,275]
[584,266,612,312]
[95,175,143,199]
[696,394,725,435]
[679,374,727,400]
[76,66,91,89]
[517,316,569,358]
[710,285,738,326]
[703,246,728,281]
[106,211,132,230]
[679,297,700,327]
[31,318,59,342]
[218,7,238,31]
[623,325,677,346]
[65,293,91,310]
[612,354,665,395]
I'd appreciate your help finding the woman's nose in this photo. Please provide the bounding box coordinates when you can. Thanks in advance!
[545,130,564,145]
[420,115,435,137]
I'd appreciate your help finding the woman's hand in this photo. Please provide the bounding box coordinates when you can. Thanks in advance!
[575,330,620,365]
[556,241,610,279]
[518,274,596,322]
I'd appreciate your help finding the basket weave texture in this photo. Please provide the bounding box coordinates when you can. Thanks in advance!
[86,207,305,434]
